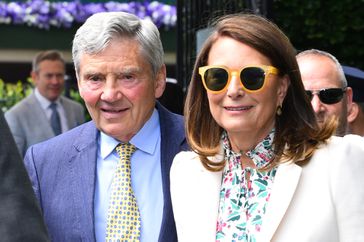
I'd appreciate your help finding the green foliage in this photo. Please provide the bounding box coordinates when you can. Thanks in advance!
[273,0,364,69]
[69,89,91,121]
[0,78,91,121]
[0,79,33,112]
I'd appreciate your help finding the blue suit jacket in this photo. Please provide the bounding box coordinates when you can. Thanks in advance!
[24,103,188,242]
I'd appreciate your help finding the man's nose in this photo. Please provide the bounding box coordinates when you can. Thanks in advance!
[311,94,324,113]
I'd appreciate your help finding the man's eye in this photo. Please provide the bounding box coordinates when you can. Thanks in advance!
[89,76,103,82]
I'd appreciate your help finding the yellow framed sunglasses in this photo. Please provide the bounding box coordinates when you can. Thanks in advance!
[198,65,279,93]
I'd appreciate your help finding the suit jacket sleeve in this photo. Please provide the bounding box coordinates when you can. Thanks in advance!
[0,110,50,242]
[4,108,26,155]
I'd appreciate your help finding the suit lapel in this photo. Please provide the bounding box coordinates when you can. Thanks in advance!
[196,167,222,240]
[259,162,302,241]
[27,94,54,136]
[68,122,99,240]
[157,102,187,241]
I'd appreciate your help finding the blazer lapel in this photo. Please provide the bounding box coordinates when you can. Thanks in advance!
[259,162,302,241]
[68,122,99,240]
[157,102,187,241]
[196,168,222,240]
[27,94,54,136]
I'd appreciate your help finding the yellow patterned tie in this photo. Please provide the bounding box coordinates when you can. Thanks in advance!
[105,143,141,242]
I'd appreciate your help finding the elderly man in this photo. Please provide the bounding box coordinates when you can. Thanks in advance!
[24,12,188,242]
[297,49,353,136]
[5,50,85,156]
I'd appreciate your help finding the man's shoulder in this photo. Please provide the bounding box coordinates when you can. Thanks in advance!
[5,94,39,120]
[5,94,36,114]
[60,96,83,109]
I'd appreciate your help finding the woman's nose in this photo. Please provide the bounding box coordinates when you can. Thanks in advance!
[227,73,244,98]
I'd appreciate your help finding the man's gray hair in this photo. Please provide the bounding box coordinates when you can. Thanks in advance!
[296,49,347,87]
[72,12,164,78]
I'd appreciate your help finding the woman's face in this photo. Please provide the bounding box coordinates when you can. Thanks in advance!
[205,36,288,143]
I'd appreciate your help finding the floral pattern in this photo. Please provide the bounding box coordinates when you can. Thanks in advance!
[216,130,277,242]
[0,0,176,30]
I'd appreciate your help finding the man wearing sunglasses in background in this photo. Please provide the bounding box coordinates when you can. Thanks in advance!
[296,49,352,136]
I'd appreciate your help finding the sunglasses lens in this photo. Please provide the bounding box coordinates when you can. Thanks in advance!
[203,67,229,91]
[241,67,265,91]
[319,88,344,104]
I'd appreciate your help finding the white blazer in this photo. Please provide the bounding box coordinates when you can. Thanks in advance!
[170,135,364,242]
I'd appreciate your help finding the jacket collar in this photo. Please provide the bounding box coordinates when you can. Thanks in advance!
[204,152,302,242]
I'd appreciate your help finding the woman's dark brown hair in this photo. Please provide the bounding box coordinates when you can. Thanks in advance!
[184,13,335,171]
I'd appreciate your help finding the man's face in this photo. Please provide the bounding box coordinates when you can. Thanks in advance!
[77,38,166,142]
[32,60,65,102]
[297,55,351,136]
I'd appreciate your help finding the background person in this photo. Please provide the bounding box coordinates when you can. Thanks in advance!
[170,14,364,242]
[344,65,364,136]
[0,109,49,242]
[5,50,85,156]
[24,12,188,242]
[296,49,352,136]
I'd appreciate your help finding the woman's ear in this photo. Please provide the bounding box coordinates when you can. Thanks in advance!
[277,74,290,104]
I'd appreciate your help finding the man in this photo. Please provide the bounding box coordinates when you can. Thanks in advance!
[5,50,85,156]
[24,12,188,242]
[296,49,352,136]
[0,109,49,242]
[344,65,364,136]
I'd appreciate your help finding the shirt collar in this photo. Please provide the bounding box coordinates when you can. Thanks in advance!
[34,88,61,110]
[99,108,160,159]
[222,129,275,169]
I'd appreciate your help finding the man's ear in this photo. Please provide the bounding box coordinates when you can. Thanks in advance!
[346,87,356,123]
[348,102,359,124]
[154,65,166,99]
[31,71,38,86]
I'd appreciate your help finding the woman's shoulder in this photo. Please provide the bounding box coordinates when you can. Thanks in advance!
[172,151,203,171]
[310,134,364,170]
[324,134,364,154]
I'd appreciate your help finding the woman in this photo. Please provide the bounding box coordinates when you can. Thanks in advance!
[170,14,364,242]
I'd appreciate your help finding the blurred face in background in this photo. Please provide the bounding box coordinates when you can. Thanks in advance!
[297,55,352,136]
[77,38,166,142]
[32,60,65,102]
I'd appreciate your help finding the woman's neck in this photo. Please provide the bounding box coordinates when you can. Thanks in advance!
[228,126,273,153]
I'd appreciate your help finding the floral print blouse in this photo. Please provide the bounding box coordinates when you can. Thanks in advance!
[216,130,277,242]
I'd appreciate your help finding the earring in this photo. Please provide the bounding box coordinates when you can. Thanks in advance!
[276,105,282,116]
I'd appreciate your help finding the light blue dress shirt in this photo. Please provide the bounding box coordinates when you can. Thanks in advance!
[94,109,163,242]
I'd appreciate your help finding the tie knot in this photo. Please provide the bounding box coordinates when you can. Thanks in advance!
[116,143,136,159]
[49,102,57,110]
